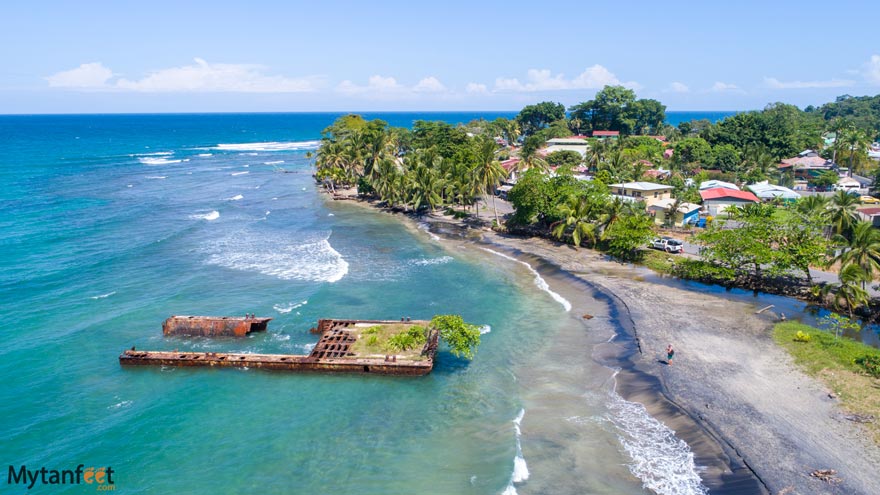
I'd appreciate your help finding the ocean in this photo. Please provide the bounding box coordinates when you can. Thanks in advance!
[1,113,729,494]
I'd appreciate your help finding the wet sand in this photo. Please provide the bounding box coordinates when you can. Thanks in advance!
[326,195,880,494]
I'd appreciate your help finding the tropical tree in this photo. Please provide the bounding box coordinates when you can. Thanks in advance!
[826,190,861,238]
[601,211,655,261]
[833,221,880,289]
[470,138,507,224]
[837,127,872,176]
[551,196,599,248]
[829,264,871,318]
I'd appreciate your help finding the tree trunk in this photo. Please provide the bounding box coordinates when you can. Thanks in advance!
[491,190,499,225]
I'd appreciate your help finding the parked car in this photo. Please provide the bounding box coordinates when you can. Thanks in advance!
[860,195,880,204]
[650,237,684,253]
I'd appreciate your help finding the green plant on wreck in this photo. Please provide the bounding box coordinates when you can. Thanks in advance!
[431,314,481,359]
[385,326,427,352]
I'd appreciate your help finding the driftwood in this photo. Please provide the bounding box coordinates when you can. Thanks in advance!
[810,469,841,483]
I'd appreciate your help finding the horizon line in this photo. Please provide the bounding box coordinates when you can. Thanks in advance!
[0,109,747,117]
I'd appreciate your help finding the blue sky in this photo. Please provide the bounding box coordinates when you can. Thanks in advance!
[2,0,879,113]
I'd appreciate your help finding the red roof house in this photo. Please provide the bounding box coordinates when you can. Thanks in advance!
[592,130,620,138]
[699,187,760,216]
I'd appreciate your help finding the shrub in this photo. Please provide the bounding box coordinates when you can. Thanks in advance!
[366,335,380,347]
[793,330,812,343]
[431,314,481,359]
[855,355,880,378]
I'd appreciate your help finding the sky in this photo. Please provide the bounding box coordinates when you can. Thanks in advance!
[2,0,879,113]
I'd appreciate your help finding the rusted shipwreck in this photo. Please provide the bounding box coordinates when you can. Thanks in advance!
[120,318,440,376]
[162,315,272,337]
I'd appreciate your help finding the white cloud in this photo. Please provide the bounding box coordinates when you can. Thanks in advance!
[492,65,638,92]
[413,76,447,93]
[46,62,114,88]
[465,82,489,94]
[668,81,689,93]
[46,59,319,92]
[763,77,854,89]
[336,75,406,95]
[711,81,740,92]
[863,54,880,84]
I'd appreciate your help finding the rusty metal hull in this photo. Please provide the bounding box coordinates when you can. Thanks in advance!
[162,316,271,337]
[119,350,434,376]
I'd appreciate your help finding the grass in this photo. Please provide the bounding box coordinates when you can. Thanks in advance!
[348,323,428,361]
[773,322,880,444]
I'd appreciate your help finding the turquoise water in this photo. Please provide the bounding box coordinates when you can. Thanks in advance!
[1,113,724,494]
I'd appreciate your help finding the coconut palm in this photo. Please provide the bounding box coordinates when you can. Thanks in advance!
[827,190,861,238]
[551,196,599,248]
[406,163,442,212]
[831,264,871,318]
[794,194,828,218]
[585,140,606,173]
[470,138,507,224]
[838,127,871,177]
[833,221,880,289]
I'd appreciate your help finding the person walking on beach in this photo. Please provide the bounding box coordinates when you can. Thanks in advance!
[666,344,675,366]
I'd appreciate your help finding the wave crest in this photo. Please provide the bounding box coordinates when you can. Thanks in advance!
[212,141,321,152]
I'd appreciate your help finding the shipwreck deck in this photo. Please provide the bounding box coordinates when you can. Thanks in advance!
[121,318,440,376]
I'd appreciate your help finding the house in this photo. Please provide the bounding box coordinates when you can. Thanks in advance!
[699,187,760,216]
[592,130,620,139]
[778,151,836,180]
[609,181,673,207]
[699,180,739,191]
[663,148,674,159]
[500,158,521,182]
[746,181,801,202]
[648,199,702,227]
[856,207,880,227]
[544,137,590,156]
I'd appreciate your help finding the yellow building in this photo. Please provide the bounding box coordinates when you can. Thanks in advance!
[609,182,673,208]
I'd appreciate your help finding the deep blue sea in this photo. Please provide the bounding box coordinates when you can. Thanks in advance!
[1,112,736,494]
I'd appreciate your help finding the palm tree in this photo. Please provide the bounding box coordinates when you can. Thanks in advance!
[827,190,860,238]
[838,127,871,177]
[831,264,871,318]
[551,196,599,248]
[471,138,507,224]
[406,163,442,213]
[586,140,606,173]
[794,194,828,218]
[833,221,880,289]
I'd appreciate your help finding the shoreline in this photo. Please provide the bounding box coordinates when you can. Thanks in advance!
[325,190,880,494]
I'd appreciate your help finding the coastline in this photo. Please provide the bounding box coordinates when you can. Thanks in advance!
[325,189,880,495]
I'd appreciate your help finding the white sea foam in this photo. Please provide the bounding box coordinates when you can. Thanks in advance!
[204,232,348,283]
[606,371,709,495]
[479,325,491,335]
[502,408,529,495]
[264,160,285,165]
[190,210,220,221]
[132,151,173,157]
[213,140,321,152]
[412,256,453,266]
[107,400,132,410]
[89,291,116,300]
[197,153,213,157]
[226,194,244,201]
[417,222,441,241]
[297,343,316,353]
[273,300,308,314]
[139,157,182,166]
[231,171,249,176]
[145,176,167,180]
[327,213,333,216]
[480,248,571,312]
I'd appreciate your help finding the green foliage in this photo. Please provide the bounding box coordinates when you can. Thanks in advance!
[793,330,812,343]
[385,325,427,352]
[546,150,583,168]
[568,85,666,135]
[431,314,481,359]
[366,335,380,347]
[813,170,840,188]
[820,312,862,339]
[516,101,566,136]
[411,120,469,158]
[711,144,740,172]
[674,137,712,166]
[601,212,654,261]
[810,94,880,140]
[774,322,880,376]
[855,355,880,378]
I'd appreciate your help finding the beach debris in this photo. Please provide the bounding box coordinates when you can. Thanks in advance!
[809,469,841,483]
[755,304,775,314]
[840,413,874,423]
[582,314,594,320]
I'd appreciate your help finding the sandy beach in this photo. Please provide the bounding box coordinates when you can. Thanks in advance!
[332,191,880,494]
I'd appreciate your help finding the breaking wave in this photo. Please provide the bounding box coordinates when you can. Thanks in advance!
[212,141,321,152]
[502,409,529,495]
[226,194,244,201]
[417,222,441,241]
[479,325,491,335]
[139,157,182,166]
[145,176,167,180]
[264,160,285,165]
[191,210,220,221]
[132,151,173,156]
[273,300,308,314]
[89,291,116,300]
[606,371,708,495]
[231,171,249,176]
[412,256,453,266]
[480,248,571,312]
[204,232,348,283]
